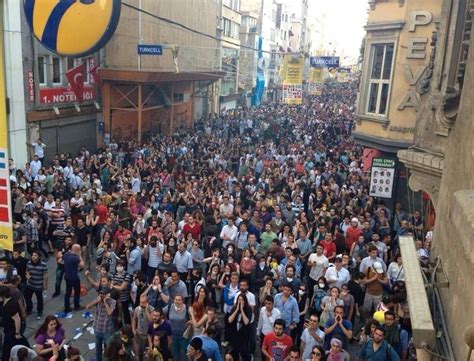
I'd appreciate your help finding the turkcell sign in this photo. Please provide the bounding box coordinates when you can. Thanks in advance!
[137,45,163,55]
[310,56,340,68]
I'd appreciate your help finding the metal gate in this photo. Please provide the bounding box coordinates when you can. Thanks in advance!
[40,115,97,162]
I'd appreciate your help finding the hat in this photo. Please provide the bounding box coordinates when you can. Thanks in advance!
[373,261,384,274]
[189,337,203,350]
[99,286,110,294]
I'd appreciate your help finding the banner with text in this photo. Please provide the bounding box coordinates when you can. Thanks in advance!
[282,84,303,104]
[369,157,396,199]
[307,82,323,96]
[309,68,324,83]
[0,20,13,250]
[282,55,304,84]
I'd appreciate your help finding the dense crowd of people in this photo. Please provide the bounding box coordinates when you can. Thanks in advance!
[1,82,428,360]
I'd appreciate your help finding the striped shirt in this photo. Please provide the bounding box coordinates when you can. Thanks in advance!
[50,207,65,227]
[26,261,47,290]
[111,272,131,301]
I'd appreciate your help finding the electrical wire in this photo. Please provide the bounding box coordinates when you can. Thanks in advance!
[121,2,302,56]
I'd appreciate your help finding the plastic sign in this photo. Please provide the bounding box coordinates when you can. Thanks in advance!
[310,56,340,68]
[24,0,121,57]
[137,45,163,55]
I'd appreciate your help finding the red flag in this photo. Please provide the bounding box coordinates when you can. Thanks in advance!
[89,63,101,85]
[66,63,85,102]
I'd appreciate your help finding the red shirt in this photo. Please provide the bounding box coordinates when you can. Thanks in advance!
[262,332,293,361]
[320,240,337,260]
[183,222,202,240]
[346,226,362,252]
[95,205,108,225]
[114,229,132,251]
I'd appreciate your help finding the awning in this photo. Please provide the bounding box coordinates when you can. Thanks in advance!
[99,69,225,83]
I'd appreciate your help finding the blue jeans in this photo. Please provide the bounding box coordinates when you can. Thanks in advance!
[95,331,111,361]
[172,335,188,361]
[54,266,64,294]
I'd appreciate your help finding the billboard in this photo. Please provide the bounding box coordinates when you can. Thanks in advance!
[24,0,121,57]
[369,158,396,199]
[282,84,303,104]
[282,55,304,84]
[0,18,13,250]
[310,56,340,68]
[307,82,323,96]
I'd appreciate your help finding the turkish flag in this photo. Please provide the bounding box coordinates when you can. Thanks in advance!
[66,63,85,102]
[90,63,101,85]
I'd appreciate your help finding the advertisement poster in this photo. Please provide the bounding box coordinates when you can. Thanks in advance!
[369,157,396,199]
[307,82,323,96]
[282,55,304,84]
[282,84,303,104]
[0,20,13,250]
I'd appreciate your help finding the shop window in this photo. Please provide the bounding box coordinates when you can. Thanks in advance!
[52,56,62,85]
[366,43,394,115]
[37,56,46,86]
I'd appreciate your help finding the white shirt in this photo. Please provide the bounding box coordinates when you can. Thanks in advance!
[308,253,329,281]
[387,262,405,283]
[257,306,281,336]
[324,266,351,289]
[32,142,46,158]
[220,224,238,247]
[301,327,325,360]
[30,160,42,178]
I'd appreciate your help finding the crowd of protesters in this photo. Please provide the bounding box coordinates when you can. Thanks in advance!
[0,82,430,360]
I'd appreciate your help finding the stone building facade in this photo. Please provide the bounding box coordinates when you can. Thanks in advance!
[398,0,474,359]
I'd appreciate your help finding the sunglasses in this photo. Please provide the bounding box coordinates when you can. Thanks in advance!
[312,351,322,356]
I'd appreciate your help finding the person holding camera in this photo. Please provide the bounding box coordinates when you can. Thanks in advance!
[86,286,116,361]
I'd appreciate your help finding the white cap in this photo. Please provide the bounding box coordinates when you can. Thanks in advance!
[373,261,384,274]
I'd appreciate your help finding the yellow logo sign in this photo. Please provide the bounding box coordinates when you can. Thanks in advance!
[24,0,121,57]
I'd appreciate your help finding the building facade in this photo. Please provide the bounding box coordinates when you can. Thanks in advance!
[100,0,223,143]
[397,0,474,358]
[4,1,102,164]
[219,0,242,110]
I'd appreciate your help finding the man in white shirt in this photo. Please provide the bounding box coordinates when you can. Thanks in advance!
[31,138,46,162]
[219,217,238,248]
[324,256,351,289]
[219,195,234,216]
[257,295,281,340]
[307,244,329,298]
[359,245,387,274]
[173,242,193,280]
[300,313,325,360]
[30,155,42,179]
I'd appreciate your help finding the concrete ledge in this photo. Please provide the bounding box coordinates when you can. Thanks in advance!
[398,149,445,176]
[399,235,436,348]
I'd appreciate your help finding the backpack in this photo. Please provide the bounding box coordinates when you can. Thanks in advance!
[312,288,326,312]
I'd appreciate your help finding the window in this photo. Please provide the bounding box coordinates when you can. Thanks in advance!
[37,56,46,86]
[366,43,394,115]
[52,56,62,85]
[223,18,232,37]
[232,22,240,39]
[223,0,232,7]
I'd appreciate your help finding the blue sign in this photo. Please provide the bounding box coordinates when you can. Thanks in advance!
[252,36,265,107]
[310,56,340,68]
[138,45,163,55]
